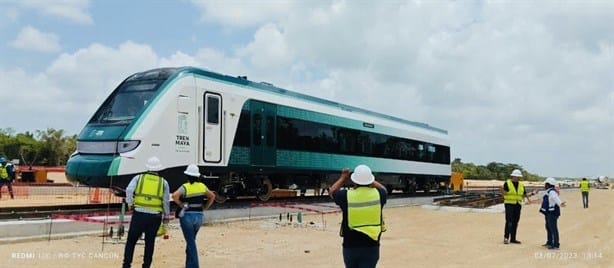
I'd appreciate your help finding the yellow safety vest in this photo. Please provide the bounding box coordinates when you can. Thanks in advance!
[579,180,589,192]
[347,187,382,241]
[503,180,524,205]
[0,165,8,180]
[181,182,207,210]
[134,173,164,212]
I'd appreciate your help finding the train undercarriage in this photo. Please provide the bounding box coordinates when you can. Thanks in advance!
[103,168,449,203]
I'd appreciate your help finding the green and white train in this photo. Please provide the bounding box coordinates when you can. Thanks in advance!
[66,67,450,202]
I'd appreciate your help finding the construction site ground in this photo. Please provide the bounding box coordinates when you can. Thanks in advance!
[0,184,611,268]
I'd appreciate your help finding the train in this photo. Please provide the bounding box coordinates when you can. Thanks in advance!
[65,67,451,202]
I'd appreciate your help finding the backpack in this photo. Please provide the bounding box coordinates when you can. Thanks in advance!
[539,188,560,216]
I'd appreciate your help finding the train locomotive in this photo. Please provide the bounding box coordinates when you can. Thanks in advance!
[66,67,450,202]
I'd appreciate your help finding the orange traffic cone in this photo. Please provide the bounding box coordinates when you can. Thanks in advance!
[90,188,100,204]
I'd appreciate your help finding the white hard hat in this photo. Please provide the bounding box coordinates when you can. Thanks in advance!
[184,164,200,177]
[145,156,162,171]
[545,177,557,185]
[351,164,375,185]
[510,169,523,177]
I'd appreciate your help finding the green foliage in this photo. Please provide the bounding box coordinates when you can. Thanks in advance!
[0,128,76,166]
[452,158,543,181]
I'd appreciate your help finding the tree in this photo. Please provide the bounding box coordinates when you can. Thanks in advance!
[0,128,76,166]
[451,159,542,181]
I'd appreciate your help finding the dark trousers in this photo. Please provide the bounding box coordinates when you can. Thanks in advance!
[122,211,162,268]
[504,204,522,240]
[0,180,14,199]
[343,247,380,268]
[581,192,589,208]
[545,213,560,247]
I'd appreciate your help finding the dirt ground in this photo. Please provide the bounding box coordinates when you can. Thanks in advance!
[0,186,611,268]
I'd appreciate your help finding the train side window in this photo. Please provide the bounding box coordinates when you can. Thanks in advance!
[232,110,250,147]
[266,116,275,147]
[207,96,219,124]
[253,114,262,145]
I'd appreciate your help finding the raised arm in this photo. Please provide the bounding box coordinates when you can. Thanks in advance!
[371,180,387,193]
[329,168,350,199]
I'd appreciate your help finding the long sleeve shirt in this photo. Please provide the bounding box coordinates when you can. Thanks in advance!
[547,188,562,208]
[125,173,171,219]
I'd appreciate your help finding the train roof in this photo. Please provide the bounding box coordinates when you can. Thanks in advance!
[141,66,448,135]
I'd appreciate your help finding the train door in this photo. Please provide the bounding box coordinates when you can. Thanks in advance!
[203,92,222,163]
[251,100,276,166]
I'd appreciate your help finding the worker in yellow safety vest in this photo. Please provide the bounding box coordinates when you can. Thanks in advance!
[500,169,533,245]
[172,164,215,268]
[0,157,14,199]
[122,156,170,268]
[579,178,590,209]
[329,164,387,268]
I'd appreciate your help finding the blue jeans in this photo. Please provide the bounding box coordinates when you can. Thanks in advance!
[343,247,380,268]
[545,213,560,248]
[123,211,162,268]
[180,212,204,268]
[581,192,589,208]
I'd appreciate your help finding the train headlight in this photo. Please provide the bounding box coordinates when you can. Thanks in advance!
[117,140,141,153]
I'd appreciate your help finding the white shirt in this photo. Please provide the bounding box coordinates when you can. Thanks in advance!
[547,188,562,208]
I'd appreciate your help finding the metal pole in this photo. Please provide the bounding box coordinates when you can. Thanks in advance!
[47,215,53,242]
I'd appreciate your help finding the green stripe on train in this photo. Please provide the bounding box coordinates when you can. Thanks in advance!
[228,146,410,173]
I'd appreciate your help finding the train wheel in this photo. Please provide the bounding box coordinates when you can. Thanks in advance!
[403,184,416,194]
[214,192,227,203]
[386,184,394,194]
[256,177,273,202]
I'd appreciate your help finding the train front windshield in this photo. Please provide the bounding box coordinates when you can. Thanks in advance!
[89,68,176,125]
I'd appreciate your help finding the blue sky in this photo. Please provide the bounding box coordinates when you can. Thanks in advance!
[0,0,613,178]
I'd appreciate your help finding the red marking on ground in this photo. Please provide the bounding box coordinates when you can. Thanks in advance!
[250,202,340,214]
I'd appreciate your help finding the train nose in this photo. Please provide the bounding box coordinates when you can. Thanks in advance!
[65,154,115,187]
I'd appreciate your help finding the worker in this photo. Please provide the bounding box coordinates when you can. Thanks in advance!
[579,178,590,208]
[122,156,170,268]
[500,169,532,244]
[329,164,387,268]
[540,177,565,249]
[0,157,14,199]
[172,164,215,268]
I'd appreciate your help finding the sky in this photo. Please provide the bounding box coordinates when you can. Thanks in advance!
[0,0,612,178]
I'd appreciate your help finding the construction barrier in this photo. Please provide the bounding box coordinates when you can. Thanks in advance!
[0,185,123,207]
[89,188,123,204]
[52,211,131,224]
[0,185,30,199]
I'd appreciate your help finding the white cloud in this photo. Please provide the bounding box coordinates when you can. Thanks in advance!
[189,1,613,177]
[17,0,93,24]
[9,25,61,52]
[237,23,292,70]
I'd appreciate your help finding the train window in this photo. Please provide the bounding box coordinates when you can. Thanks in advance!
[266,116,275,147]
[207,96,219,124]
[253,114,262,145]
[272,115,450,164]
[232,110,250,147]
